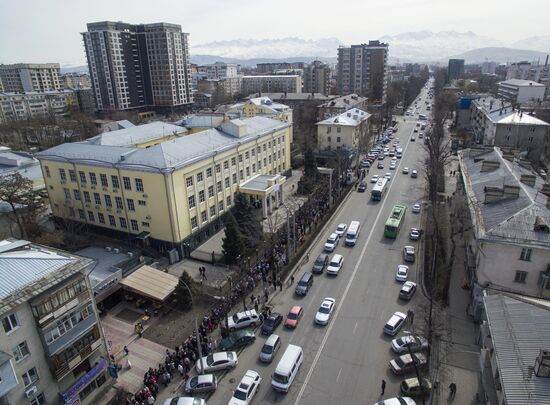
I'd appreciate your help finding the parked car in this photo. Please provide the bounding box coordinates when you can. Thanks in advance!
[284,306,303,329]
[384,172,392,181]
[409,228,421,241]
[228,369,262,405]
[391,334,428,354]
[395,265,409,282]
[390,163,396,170]
[195,351,237,374]
[324,233,339,252]
[400,377,432,397]
[184,374,217,395]
[399,281,417,300]
[219,329,256,351]
[374,398,416,405]
[261,312,283,335]
[411,136,416,142]
[383,312,407,336]
[314,298,336,325]
[403,246,416,263]
[411,170,418,178]
[335,223,347,237]
[162,398,206,405]
[402,167,409,174]
[312,253,329,274]
[358,181,367,192]
[227,310,262,332]
[412,203,421,213]
[326,254,344,275]
[389,353,428,375]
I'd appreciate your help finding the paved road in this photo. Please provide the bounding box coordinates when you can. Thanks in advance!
[201,84,433,405]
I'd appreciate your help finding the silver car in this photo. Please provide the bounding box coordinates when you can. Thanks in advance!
[184,374,217,394]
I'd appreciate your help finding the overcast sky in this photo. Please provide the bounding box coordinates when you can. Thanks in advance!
[1,0,549,65]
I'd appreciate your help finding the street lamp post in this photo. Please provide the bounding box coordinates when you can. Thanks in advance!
[178,280,205,374]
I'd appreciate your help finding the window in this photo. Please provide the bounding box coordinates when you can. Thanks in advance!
[245,151,249,159]
[218,201,224,211]
[327,136,332,142]
[127,199,135,211]
[22,367,38,387]
[520,248,532,261]
[12,341,30,362]
[83,191,91,203]
[217,181,222,193]
[59,168,66,181]
[115,197,123,210]
[232,173,237,184]
[93,193,101,205]
[2,313,19,333]
[104,195,112,207]
[226,196,232,207]
[196,172,203,182]
[69,170,77,182]
[135,178,144,192]
[98,213,105,224]
[123,176,131,190]
[201,211,207,223]
[119,217,127,228]
[238,154,243,163]
[68,207,75,217]
[89,172,97,185]
[257,146,261,154]
[252,163,256,172]
[198,190,205,203]
[78,209,85,220]
[130,219,139,231]
[223,160,229,169]
[108,215,116,227]
[231,157,236,166]
[190,216,198,229]
[87,211,95,222]
[514,270,528,283]
[142,221,150,227]
[246,167,250,177]
[252,148,256,157]
[209,205,216,216]
[138,199,146,206]
[239,170,244,180]
[100,174,108,187]
[188,195,196,208]
[337,127,341,133]
[225,178,230,188]
[64,188,71,200]
[208,185,214,198]
[327,127,331,134]
[30,393,46,405]
[186,176,194,187]
[44,165,50,177]
[111,175,120,189]
[79,171,87,184]
[263,144,266,151]
[73,189,81,201]
[215,164,221,173]
[337,137,341,143]
[206,167,213,178]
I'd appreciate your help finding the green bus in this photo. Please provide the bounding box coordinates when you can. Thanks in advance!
[384,204,407,238]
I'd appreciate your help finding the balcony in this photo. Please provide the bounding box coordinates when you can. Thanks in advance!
[0,352,18,397]
[43,311,98,356]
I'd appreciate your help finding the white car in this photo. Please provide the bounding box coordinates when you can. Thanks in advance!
[162,398,206,405]
[412,203,421,213]
[196,351,238,374]
[370,175,380,184]
[411,170,418,178]
[384,173,392,181]
[324,233,339,252]
[402,167,409,174]
[228,370,262,405]
[409,228,421,241]
[335,223,347,237]
[391,334,429,354]
[383,312,408,336]
[227,310,262,331]
[390,163,396,170]
[374,398,416,405]
[395,265,409,282]
[315,298,336,325]
[326,254,344,275]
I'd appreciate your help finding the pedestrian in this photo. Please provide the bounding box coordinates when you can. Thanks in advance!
[290,274,295,285]
[254,301,259,312]
[279,280,283,291]
[124,345,129,356]
[202,267,207,281]
[147,394,155,405]
[381,379,386,395]
[449,382,456,398]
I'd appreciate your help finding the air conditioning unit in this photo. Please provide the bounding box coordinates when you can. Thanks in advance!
[116,209,122,213]
[146,215,151,220]
[91,185,96,190]
[60,179,66,184]
[106,207,112,212]
[102,187,108,192]
[25,386,38,398]
[143,193,148,198]
[113,248,120,253]
[105,246,112,252]
[113,188,119,193]
[85,203,90,208]
[95,205,100,209]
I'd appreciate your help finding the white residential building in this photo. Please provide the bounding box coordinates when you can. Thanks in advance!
[241,75,302,95]
[205,62,238,80]
[0,64,62,93]
[0,90,77,123]
[498,79,546,104]
[316,108,370,150]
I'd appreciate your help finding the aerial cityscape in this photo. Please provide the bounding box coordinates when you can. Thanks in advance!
[1,1,550,405]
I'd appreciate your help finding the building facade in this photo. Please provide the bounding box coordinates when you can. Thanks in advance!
[62,73,91,90]
[470,96,513,141]
[36,117,292,256]
[303,61,331,96]
[447,59,465,82]
[316,108,370,150]
[241,75,302,95]
[256,62,305,74]
[0,64,62,93]
[205,62,238,80]
[317,94,368,121]
[82,21,192,112]
[337,41,389,103]
[498,79,546,104]
[0,239,111,405]
[0,91,78,123]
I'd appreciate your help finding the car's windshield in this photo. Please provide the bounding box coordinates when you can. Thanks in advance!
[206,355,214,365]
[264,318,274,326]
[261,344,273,354]
[319,306,330,314]
[189,376,198,388]
[233,389,248,401]
[288,313,298,320]
[273,372,288,384]
[314,258,324,265]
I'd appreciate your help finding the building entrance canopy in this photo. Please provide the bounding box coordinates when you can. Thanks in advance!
[119,265,178,302]
[239,174,286,218]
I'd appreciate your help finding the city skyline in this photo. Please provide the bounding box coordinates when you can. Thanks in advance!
[1,0,549,65]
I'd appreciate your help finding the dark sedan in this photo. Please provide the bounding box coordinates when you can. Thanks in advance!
[261,312,283,335]
[218,329,255,351]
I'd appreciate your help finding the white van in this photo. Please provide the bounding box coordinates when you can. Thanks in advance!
[345,221,361,246]
[271,344,303,392]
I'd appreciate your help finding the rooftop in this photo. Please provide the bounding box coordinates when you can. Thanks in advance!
[0,239,92,315]
[87,121,186,147]
[488,110,550,126]
[500,79,545,88]
[458,147,550,248]
[176,114,225,129]
[248,96,291,112]
[242,75,300,79]
[316,108,371,126]
[37,117,290,173]
[247,92,330,101]
[484,293,550,404]
[318,94,367,109]
[472,96,512,114]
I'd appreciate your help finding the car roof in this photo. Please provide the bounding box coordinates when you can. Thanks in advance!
[290,305,302,313]
[265,334,279,345]
[331,253,343,261]
[195,374,215,384]
[241,369,260,385]
[212,352,230,361]
[268,312,281,320]
[329,233,338,238]
[337,223,346,227]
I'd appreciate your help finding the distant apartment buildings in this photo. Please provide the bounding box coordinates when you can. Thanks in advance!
[256,62,305,74]
[0,90,78,123]
[317,93,368,121]
[337,41,389,103]
[498,79,546,104]
[447,59,465,82]
[0,63,62,93]
[82,21,192,112]
[0,239,110,405]
[481,61,497,75]
[303,61,331,96]
[241,75,302,95]
[62,73,91,90]
[316,108,370,150]
[205,62,238,80]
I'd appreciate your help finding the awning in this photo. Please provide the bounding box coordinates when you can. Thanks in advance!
[119,265,179,302]
[136,231,150,240]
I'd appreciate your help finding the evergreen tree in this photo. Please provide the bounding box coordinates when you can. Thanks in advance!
[174,271,195,310]
[222,213,245,264]
[232,192,262,251]
[298,147,318,194]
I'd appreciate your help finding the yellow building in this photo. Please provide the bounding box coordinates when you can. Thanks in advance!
[37,117,292,256]
[227,96,293,125]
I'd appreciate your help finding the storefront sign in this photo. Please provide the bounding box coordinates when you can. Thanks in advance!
[61,359,107,404]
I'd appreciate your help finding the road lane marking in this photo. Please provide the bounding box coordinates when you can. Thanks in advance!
[336,367,343,382]
[353,322,358,335]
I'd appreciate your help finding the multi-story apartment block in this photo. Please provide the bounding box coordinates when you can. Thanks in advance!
[62,73,91,90]
[36,117,292,256]
[256,62,305,74]
[196,76,243,99]
[303,61,331,96]
[458,147,550,302]
[0,238,110,405]
[447,58,465,82]
[82,21,192,112]
[0,90,78,123]
[481,61,497,75]
[241,75,302,95]
[498,79,546,104]
[0,63,62,93]
[337,41,389,103]
[205,62,238,80]
[317,94,368,121]
[469,96,512,139]
[316,108,370,150]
